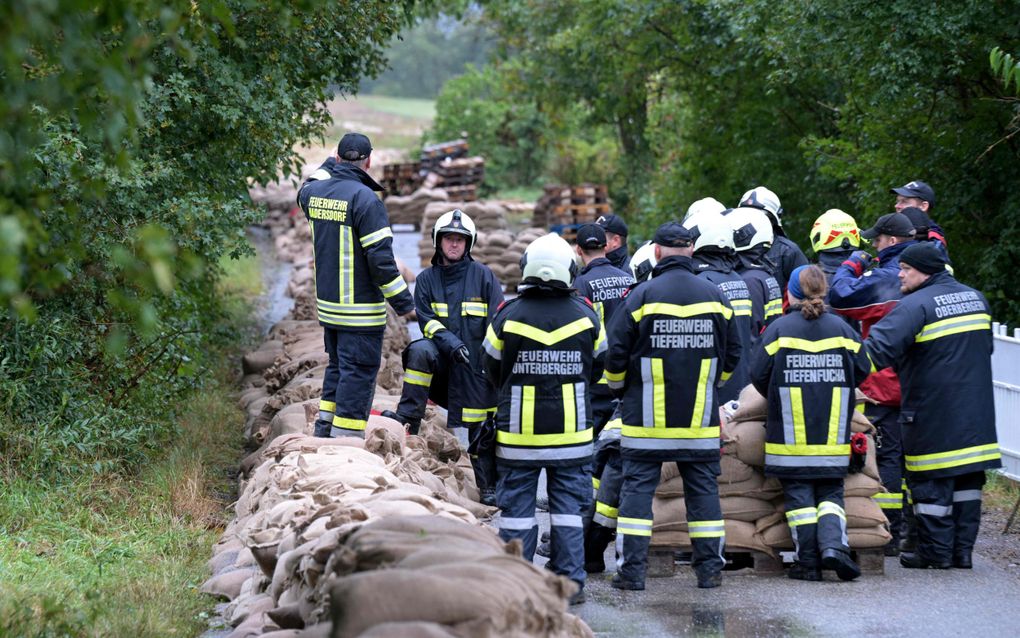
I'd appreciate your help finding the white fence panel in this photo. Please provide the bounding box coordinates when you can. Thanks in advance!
[992,323,1020,481]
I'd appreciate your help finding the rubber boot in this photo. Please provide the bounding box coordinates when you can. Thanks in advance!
[583,523,615,573]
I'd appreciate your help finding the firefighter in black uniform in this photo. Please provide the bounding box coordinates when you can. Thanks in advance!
[750,265,872,581]
[683,209,754,403]
[482,232,605,605]
[727,206,784,340]
[606,222,742,590]
[739,186,809,294]
[864,242,1001,570]
[381,209,504,503]
[298,133,414,438]
[595,214,632,273]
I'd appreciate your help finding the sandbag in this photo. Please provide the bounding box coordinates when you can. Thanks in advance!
[845,496,887,528]
[844,472,884,498]
[650,519,772,555]
[848,525,893,549]
[201,567,259,601]
[851,409,874,433]
[730,385,767,422]
[721,496,776,523]
[718,454,755,484]
[730,420,766,468]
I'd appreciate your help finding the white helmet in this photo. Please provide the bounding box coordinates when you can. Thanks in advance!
[520,233,578,287]
[432,209,477,251]
[726,206,774,252]
[683,211,735,253]
[630,240,658,283]
[684,197,727,221]
[739,186,783,226]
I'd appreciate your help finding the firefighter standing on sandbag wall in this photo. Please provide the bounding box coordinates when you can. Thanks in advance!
[864,242,1001,570]
[298,133,414,439]
[828,212,916,555]
[749,265,872,582]
[380,209,504,505]
[482,233,606,606]
[725,207,784,343]
[605,222,742,591]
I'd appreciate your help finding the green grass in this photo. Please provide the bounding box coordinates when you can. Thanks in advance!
[491,185,543,202]
[985,470,1020,510]
[357,94,436,120]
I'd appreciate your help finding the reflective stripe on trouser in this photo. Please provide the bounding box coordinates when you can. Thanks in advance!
[907,473,985,563]
[395,338,442,426]
[320,327,382,438]
[867,404,905,543]
[591,437,622,529]
[495,463,590,587]
[616,457,723,585]
[781,478,848,568]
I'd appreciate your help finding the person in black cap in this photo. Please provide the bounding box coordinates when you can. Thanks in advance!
[865,241,1001,570]
[891,180,935,215]
[899,206,950,263]
[595,214,631,273]
[828,211,916,554]
[605,221,742,591]
[298,132,414,438]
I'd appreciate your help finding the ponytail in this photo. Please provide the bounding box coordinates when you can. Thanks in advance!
[790,265,828,320]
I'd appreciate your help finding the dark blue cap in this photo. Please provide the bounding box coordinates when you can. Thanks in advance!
[653,222,693,248]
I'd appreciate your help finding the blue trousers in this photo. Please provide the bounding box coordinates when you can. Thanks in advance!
[314,328,383,438]
[497,463,591,587]
[780,478,849,568]
[908,471,984,563]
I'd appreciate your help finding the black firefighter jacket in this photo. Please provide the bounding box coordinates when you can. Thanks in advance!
[415,255,504,426]
[749,309,871,480]
[482,287,606,467]
[864,271,1001,479]
[297,159,413,330]
[692,250,753,403]
[605,256,742,463]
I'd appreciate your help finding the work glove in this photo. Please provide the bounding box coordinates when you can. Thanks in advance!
[453,345,471,365]
[841,250,876,277]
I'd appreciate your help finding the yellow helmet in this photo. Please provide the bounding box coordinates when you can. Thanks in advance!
[810,209,861,253]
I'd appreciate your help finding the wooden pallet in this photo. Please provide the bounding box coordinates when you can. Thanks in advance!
[647,547,885,578]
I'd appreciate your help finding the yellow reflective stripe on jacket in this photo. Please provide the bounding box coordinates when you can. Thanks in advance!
[827,387,846,445]
[905,443,1001,472]
[482,325,503,358]
[914,313,991,343]
[604,417,622,432]
[317,309,387,327]
[339,226,354,303]
[461,301,489,317]
[605,369,626,387]
[430,302,449,318]
[332,416,366,431]
[596,502,619,519]
[785,506,818,527]
[764,336,861,356]
[317,299,386,313]
[631,301,733,322]
[521,385,535,435]
[502,317,595,345]
[380,274,408,298]
[689,358,712,428]
[720,370,733,382]
[594,320,607,355]
[562,383,577,433]
[764,298,783,319]
[360,226,393,248]
[650,358,666,427]
[461,407,494,423]
[765,443,850,456]
[621,425,720,439]
[688,520,725,538]
[403,369,433,388]
[424,319,446,338]
[496,428,593,446]
[730,299,753,317]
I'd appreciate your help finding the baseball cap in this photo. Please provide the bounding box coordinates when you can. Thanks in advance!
[653,222,693,248]
[860,213,914,240]
[890,180,935,206]
[596,214,629,237]
[338,133,372,161]
[898,206,933,234]
[899,242,947,275]
[575,223,607,249]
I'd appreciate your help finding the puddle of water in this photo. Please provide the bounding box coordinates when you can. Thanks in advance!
[247,226,294,335]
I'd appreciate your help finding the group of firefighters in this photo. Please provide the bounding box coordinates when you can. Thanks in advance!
[298,133,1002,605]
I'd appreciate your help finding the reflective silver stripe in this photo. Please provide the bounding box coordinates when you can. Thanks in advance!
[617,520,652,533]
[380,275,407,298]
[317,310,387,327]
[316,299,386,312]
[598,427,622,442]
[641,357,654,427]
[621,436,719,451]
[329,426,365,439]
[908,446,999,469]
[780,386,795,445]
[914,503,953,517]
[786,509,818,526]
[593,513,617,528]
[509,386,522,434]
[482,336,501,360]
[550,514,584,527]
[595,334,608,356]
[575,382,586,431]
[765,454,849,468]
[917,315,990,341]
[953,490,982,503]
[308,168,331,181]
[498,516,538,530]
[702,358,718,428]
[834,386,848,444]
[817,501,846,520]
[495,443,594,462]
[319,411,333,422]
[360,226,393,247]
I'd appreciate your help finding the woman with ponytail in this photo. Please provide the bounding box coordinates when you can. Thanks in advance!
[749,265,873,581]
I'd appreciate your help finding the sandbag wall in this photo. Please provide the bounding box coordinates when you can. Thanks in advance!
[650,385,892,557]
[206,179,595,638]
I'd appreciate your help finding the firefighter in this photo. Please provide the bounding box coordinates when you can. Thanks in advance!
[482,232,606,605]
[595,214,632,273]
[828,211,916,554]
[380,209,503,504]
[682,209,753,403]
[749,265,872,581]
[583,242,659,573]
[605,222,742,590]
[297,133,414,438]
[726,207,784,341]
[809,209,862,285]
[865,242,1001,570]
[738,186,808,294]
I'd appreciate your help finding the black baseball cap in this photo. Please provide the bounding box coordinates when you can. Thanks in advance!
[338,133,372,161]
[890,180,935,207]
[653,222,693,248]
[860,213,914,240]
[898,206,933,233]
[596,214,629,237]
[575,223,607,249]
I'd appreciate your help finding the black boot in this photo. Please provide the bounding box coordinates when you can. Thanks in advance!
[379,409,419,434]
[899,552,951,569]
[583,524,615,573]
[788,562,822,581]
[696,570,722,589]
[610,574,644,590]
[821,548,861,581]
[953,552,973,569]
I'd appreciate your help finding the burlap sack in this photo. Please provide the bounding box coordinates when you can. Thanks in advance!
[718,454,755,484]
[754,511,794,550]
[651,496,687,531]
[650,520,772,555]
[721,496,776,523]
[845,496,887,528]
[730,421,766,468]
[851,409,874,433]
[844,472,884,498]
[730,385,767,422]
[655,475,684,498]
[848,524,893,549]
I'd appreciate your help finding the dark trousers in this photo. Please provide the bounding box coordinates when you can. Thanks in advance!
[496,463,591,587]
[867,404,905,543]
[589,386,616,438]
[908,471,985,563]
[780,478,849,568]
[589,434,623,530]
[616,457,724,585]
[314,328,383,438]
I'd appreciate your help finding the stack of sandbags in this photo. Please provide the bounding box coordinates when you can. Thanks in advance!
[384,187,449,227]
[417,200,511,267]
[495,228,545,291]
